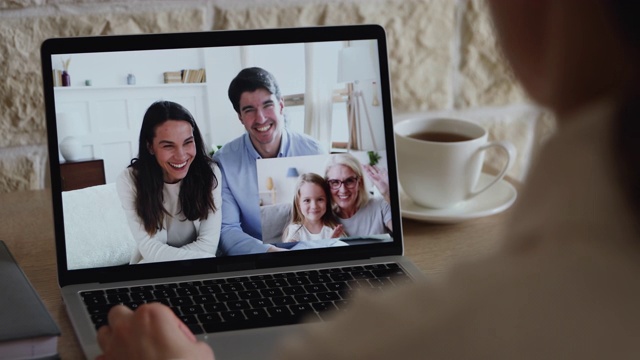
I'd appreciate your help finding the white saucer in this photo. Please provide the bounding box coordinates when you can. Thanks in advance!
[400,173,518,224]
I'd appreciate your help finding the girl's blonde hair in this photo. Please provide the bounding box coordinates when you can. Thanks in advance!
[283,173,342,240]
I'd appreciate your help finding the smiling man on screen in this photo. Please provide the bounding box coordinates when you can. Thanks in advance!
[213,67,324,256]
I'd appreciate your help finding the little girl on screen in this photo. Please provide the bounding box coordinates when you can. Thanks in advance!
[282,173,346,242]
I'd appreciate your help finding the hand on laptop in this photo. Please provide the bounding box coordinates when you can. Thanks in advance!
[96,303,214,360]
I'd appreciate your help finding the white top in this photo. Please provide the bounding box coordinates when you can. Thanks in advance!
[339,197,391,236]
[283,224,336,242]
[116,165,222,264]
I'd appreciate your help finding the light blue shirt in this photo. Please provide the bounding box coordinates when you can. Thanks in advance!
[213,129,324,255]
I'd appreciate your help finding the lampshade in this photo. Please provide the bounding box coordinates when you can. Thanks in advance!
[337,46,377,83]
[286,167,299,178]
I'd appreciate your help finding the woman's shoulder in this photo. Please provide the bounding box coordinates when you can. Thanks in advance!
[115,167,136,197]
[210,161,221,176]
[350,196,389,219]
[118,166,134,176]
[209,162,222,195]
[364,196,387,208]
[116,167,135,186]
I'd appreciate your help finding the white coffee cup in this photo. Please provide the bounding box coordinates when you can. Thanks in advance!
[394,117,516,209]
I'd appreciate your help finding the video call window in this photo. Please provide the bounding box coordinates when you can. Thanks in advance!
[52,39,391,269]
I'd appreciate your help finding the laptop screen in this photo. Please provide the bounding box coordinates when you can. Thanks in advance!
[41,26,402,283]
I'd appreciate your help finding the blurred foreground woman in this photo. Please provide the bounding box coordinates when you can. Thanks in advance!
[98,1,640,359]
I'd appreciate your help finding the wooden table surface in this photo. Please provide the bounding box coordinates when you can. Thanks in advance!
[0,188,514,359]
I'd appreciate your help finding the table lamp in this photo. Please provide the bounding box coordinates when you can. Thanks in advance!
[286,167,299,178]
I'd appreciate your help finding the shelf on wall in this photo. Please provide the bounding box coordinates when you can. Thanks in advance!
[53,83,207,91]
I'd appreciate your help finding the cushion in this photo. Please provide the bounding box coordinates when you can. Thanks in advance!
[62,183,136,269]
[260,202,292,244]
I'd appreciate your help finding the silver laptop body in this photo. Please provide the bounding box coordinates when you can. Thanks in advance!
[41,25,427,359]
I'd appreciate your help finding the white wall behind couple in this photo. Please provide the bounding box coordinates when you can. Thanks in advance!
[53,41,383,184]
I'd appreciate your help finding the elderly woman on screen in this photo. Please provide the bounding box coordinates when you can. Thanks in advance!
[323,153,392,236]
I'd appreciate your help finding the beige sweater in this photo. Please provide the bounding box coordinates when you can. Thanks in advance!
[116,165,222,264]
[275,100,640,359]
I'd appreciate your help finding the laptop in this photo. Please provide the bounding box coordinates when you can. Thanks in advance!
[40,24,427,359]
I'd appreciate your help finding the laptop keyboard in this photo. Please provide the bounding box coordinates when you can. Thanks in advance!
[81,262,411,334]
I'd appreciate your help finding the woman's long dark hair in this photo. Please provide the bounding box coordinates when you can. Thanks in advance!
[129,101,217,235]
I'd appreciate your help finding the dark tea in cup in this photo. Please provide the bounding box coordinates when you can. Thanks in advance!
[408,131,473,143]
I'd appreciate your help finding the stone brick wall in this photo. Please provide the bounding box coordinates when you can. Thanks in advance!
[0,0,555,193]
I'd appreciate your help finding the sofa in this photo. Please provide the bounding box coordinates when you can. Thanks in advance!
[62,183,136,269]
[260,202,292,244]
[62,183,295,268]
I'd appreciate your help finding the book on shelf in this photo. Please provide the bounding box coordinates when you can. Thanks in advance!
[52,69,62,87]
[163,68,206,84]
[163,70,182,84]
[0,240,60,359]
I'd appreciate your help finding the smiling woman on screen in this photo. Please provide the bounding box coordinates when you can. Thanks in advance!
[324,153,392,235]
[116,100,222,264]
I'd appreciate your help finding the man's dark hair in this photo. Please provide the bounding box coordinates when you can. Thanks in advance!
[228,67,282,114]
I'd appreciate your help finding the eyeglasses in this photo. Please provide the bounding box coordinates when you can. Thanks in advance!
[327,176,359,190]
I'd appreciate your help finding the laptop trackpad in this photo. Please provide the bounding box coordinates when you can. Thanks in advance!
[205,323,303,359]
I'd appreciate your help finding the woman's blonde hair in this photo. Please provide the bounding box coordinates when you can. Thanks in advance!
[324,153,369,215]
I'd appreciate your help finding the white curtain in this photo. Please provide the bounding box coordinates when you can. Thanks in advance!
[304,43,335,153]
